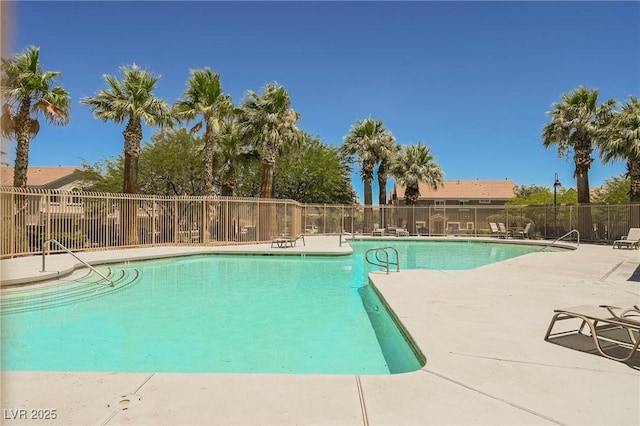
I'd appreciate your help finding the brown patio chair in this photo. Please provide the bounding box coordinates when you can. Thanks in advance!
[544,304,640,362]
[514,222,532,239]
[271,234,305,248]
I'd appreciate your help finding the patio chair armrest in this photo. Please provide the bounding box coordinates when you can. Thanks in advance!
[599,304,622,318]
[620,305,640,318]
[599,304,640,320]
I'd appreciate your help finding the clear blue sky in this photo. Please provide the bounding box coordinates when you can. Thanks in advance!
[3,1,639,202]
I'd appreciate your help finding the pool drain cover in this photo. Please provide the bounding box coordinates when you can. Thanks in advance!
[108,394,142,411]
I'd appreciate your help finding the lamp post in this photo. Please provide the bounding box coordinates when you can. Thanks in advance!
[553,172,561,235]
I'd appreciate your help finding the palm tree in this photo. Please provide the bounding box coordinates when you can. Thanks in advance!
[599,97,640,202]
[173,68,233,195]
[542,86,616,204]
[342,117,390,232]
[1,45,70,188]
[392,142,444,234]
[375,131,397,206]
[213,118,258,241]
[216,119,256,197]
[392,142,444,205]
[81,64,172,245]
[237,83,301,199]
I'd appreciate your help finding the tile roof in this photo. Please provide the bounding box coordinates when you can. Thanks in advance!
[0,166,81,187]
[393,179,517,200]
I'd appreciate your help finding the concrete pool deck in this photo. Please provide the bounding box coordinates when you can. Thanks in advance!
[1,236,639,425]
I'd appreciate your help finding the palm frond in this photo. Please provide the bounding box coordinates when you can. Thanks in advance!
[1,103,14,137]
[29,119,40,137]
[1,45,71,131]
[190,121,203,134]
[82,64,170,128]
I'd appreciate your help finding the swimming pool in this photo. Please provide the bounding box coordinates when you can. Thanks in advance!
[1,240,546,375]
[1,254,424,375]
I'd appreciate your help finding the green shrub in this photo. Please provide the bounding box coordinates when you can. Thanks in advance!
[50,232,89,249]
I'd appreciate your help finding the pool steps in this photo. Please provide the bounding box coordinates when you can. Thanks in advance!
[0,267,140,315]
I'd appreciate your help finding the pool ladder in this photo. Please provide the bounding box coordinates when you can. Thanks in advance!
[41,238,114,287]
[365,247,400,274]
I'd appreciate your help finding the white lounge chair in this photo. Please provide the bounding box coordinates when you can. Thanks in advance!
[372,223,385,236]
[489,222,502,238]
[498,223,511,238]
[612,228,640,249]
[396,228,409,237]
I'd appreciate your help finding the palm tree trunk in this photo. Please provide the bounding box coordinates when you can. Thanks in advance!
[363,161,374,233]
[221,184,233,196]
[378,162,388,205]
[201,122,216,244]
[630,158,640,203]
[259,142,278,199]
[378,161,388,229]
[573,139,593,204]
[12,101,32,253]
[363,175,373,205]
[219,176,235,242]
[203,121,214,195]
[405,185,419,234]
[122,119,142,193]
[628,159,640,228]
[122,119,142,246]
[574,162,592,204]
[12,100,32,189]
[123,155,138,194]
[259,159,277,241]
[260,160,275,199]
[574,144,593,239]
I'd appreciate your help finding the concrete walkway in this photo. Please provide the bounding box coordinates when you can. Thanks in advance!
[1,236,639,425]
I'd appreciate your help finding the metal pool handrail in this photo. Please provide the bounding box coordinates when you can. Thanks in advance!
[541,229,580,251]
[365,247,400,274]
[41,238,114,287]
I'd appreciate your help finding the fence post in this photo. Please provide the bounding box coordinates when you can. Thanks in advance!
[45,190,51,247]
[474,207,477,237]
[607,204,610,242]
[173,197,178,243]
[323,204,327,234]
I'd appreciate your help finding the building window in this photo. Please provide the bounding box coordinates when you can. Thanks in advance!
[467,222,474,230]
[434,200,445,209]
[479,199,491,204]
[459,200,469,205]
[447,222,460,232]
[68,188,82,205]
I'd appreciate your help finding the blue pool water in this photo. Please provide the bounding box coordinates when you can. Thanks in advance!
[1,241,544,374]
[351,239,544,270]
